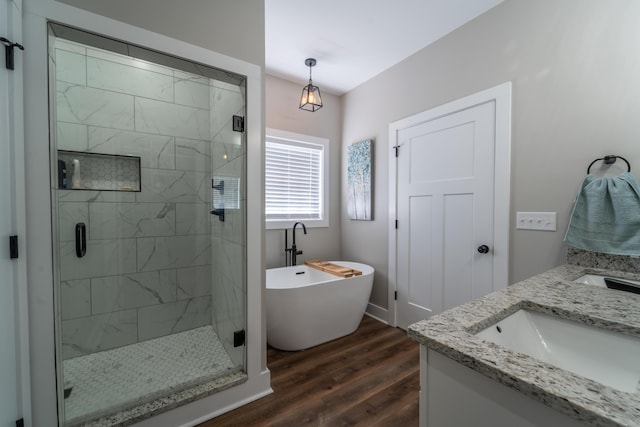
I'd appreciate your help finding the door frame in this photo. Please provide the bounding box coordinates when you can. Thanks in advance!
[388,82,512,327]
[2,0,32,423]
[23,2,268,424]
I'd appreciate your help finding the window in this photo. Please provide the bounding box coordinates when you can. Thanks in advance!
[265,129,329,229]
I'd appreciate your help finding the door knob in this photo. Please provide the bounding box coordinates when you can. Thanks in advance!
[477,244,490,254]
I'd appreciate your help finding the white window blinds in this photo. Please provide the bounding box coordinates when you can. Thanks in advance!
[265,139,324,221]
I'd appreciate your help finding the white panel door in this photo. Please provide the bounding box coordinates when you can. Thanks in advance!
[396,100,496,329]
[1,1,23,425]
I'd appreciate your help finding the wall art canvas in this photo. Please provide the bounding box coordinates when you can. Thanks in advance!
[347,139,373,220]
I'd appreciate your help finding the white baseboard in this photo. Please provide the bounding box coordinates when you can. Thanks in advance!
[365,302,389,324]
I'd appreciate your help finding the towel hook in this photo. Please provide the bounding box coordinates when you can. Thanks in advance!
[587,155,630,174]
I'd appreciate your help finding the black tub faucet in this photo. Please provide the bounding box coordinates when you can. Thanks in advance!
[290,222,307,266]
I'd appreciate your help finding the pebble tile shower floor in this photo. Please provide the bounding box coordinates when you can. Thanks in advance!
[63,325,235,426]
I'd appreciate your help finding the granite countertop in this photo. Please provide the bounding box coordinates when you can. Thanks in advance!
[407,263,640,427]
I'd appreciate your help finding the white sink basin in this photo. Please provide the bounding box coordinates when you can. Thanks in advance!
[476,309,640,393]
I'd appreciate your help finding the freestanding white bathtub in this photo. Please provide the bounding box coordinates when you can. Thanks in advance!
[266,261,374,351]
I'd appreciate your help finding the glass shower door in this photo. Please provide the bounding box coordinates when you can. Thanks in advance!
[49,23,247,426]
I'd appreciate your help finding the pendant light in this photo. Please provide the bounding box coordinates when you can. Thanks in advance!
[299,58,323,112]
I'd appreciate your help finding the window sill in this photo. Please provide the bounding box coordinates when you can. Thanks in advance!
[265,219,329,230]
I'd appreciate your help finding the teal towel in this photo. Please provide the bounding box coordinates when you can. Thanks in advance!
[565,172,640,255]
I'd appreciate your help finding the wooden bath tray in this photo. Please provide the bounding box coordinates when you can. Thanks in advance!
[305,260,362,278]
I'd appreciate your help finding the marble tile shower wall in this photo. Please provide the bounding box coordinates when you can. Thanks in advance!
[54,40,246,360]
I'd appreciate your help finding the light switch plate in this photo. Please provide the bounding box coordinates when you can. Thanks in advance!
[516,212,557,231]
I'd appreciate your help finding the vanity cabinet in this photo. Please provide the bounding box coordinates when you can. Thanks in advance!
[410,263,640,427]
[419,347,587,427]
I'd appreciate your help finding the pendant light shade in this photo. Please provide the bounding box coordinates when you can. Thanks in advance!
[299,58,323,112]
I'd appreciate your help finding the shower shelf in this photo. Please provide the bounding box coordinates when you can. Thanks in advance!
[57,150,141,192]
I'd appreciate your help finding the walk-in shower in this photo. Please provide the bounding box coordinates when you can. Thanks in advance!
[47,23,248,426]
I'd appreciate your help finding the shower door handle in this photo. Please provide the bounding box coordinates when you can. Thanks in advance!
[75,223,87,258]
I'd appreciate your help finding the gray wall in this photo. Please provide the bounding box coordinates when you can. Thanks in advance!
[54,0,264,66]
[265,75,343,268]
[341,0,640,311]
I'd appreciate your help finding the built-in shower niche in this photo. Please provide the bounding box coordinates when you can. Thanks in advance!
[57,150,141,192]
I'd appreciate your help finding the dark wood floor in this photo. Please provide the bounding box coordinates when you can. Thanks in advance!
[200,316,420,427]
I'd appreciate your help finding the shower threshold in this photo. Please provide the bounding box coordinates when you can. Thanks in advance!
[63,325,242,426]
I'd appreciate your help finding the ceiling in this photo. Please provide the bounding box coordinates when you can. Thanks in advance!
[265,0,504,95]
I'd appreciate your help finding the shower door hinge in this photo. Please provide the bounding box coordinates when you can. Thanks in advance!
[233,329,246,347]
[232,115,245,132]
[9,235,18,259]
[16,418,24,427]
